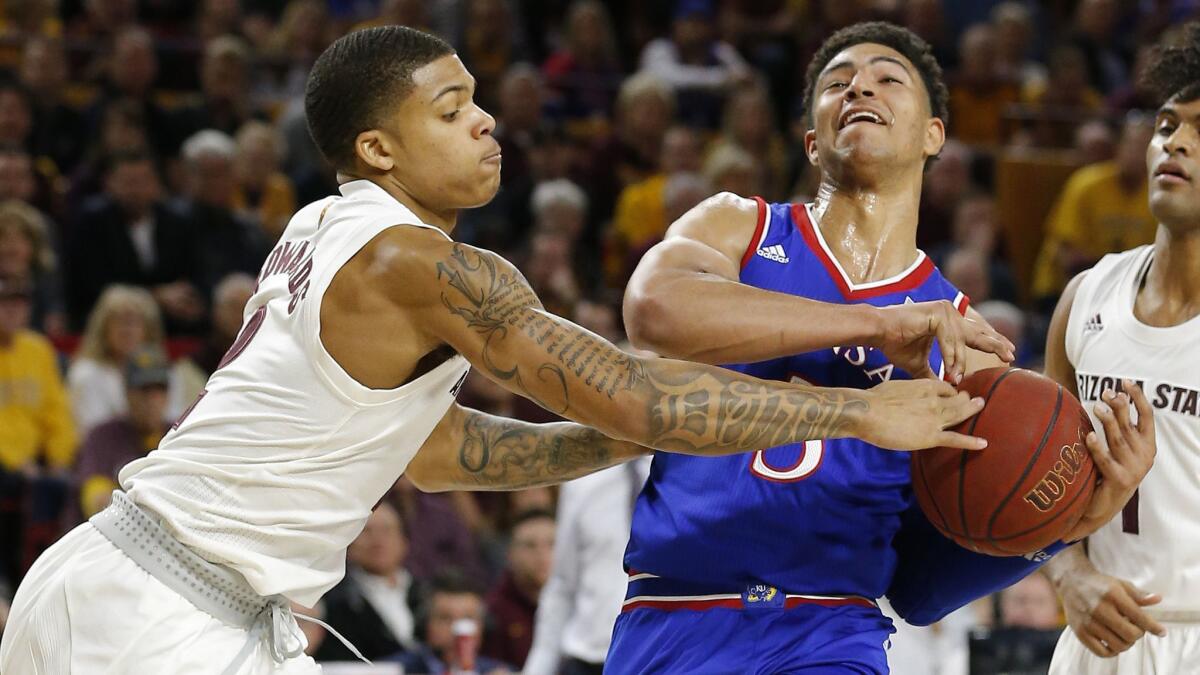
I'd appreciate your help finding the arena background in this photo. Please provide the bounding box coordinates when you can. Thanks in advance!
[0,0,1193,672]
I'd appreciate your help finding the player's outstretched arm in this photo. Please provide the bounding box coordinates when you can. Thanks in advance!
[405,403,647,492]
[624,192,1014,382]
[385,229,987,454]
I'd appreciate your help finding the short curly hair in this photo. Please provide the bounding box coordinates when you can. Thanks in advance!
[802,22,949,128]
[1141,21,1200,106]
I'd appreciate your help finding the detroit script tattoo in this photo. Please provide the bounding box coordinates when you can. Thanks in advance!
[436,244,869,456]
[456,414,619,488]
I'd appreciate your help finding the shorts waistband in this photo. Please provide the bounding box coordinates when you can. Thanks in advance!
[622,570,876,614]
[90,490,269,628]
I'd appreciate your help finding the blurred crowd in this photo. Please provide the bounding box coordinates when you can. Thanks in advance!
[0,0,1196,672]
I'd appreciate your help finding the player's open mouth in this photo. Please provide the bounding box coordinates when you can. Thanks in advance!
[1154,161,1191,184]
[838,108,887,129]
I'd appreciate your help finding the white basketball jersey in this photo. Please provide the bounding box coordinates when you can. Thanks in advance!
[120,180,470,606]
[1065,245,1200,615]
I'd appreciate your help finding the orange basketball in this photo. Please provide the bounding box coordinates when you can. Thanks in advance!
[911,367,1097,556]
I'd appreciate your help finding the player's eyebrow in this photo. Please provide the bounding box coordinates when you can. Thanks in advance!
[821,55,913,80]
[431,82,471,103]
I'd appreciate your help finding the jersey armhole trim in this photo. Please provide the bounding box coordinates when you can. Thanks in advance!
[739,196,769,270]
[953,292,970,316]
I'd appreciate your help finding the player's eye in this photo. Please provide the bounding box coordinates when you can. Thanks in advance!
[882,76,902,84]
[826,81,847,91]
[443,110,460,122]
[1157,122,1176,136]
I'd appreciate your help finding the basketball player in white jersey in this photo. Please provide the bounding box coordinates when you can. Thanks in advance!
[1043,23,1200,673]
[0,26,1007,674]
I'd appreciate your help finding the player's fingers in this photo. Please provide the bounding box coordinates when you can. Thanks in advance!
[965,328,1016,363]
[1124,379,1156,440]
[1094,602,1144,645]
[935,320,960,384]
[1084,430,1126,483]
[1093,399,1132,466]
[1119,581,1167,636]
[1110,391,1138,439]
[935,430,988,450]
[1088,620,1134,654]
[1076,629,1112,658]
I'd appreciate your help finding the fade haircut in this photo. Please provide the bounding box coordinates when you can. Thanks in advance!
[802,22,950,128]
[304,26,455,169]
[1141,21,1200,106]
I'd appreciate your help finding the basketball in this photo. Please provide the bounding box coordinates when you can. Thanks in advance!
[912,367,1097,556]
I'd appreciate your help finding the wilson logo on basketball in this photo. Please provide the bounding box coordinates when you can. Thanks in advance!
[1022,442,1088,512]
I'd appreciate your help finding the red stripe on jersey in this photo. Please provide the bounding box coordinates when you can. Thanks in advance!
[740,196,769,270]
[791,203,935,300]
[783,596,877,610]
[955,292,971,316]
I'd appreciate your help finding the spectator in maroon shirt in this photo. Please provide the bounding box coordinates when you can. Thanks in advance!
[72,344,171,520]
[482,508,556,668]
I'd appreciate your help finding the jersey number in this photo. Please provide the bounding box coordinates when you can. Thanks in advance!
[749,440,824,482]
[172,306,268,429]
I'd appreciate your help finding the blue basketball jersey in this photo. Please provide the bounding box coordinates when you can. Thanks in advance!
[624,199,969,600]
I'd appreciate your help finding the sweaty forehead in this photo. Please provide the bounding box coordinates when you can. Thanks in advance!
[821,43,915,78]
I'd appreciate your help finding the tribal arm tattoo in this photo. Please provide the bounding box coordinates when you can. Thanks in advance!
[432,244,871,456]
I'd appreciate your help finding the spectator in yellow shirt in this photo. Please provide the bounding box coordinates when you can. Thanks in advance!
[1032,116,1157,304]
[0,276,76,473]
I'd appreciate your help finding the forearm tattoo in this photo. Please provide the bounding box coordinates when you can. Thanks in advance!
[457,414,620,488]
[437,244,869,455]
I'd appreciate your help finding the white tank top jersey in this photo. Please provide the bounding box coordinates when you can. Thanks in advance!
[1065,245,1200,615]
[120,180,471,607]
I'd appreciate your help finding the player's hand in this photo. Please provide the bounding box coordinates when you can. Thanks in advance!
[1063,380,1156,541]
[1059,567,1165,657]
[857,379,987,451]
[874,301,1015,384]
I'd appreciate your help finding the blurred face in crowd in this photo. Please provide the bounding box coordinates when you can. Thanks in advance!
[1115,117,1154,183]
[0,89,33,145]
[0,220,34,278]
[20,39,69,99]
[1000,574,1060,629]
[958,24,997,81]
[499,69,543,134]
[806,43,944,186]
[952,194,997,253]
[660,126,703,174]
[203,52,248,104]
[944,249,990,304]
[536,200,584,240]
[106,159,162,217]
[992,7,1032,64]
[573,300,619,342]
[87,0,137,32]
[426,591,485,654]
[190,152,237,207]
[622,92,673,146]
[508,515,555,594]
[672,14,714,56]
[362,55,501,212]
[213,280,254,341]
[347,503,408,578]
[102,107,149,154]
[111,31,158,96]
[1148,96,1200,232]
[525,230,572,286]
[105,307,148,361]
[567,1,611,63]
[127,383,167,434]
[0,153,35,202]
[1076,0,1117,40]
[728,89,773,149]
[1074,120,1115,165]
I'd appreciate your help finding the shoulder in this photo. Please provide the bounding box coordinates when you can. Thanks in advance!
[1070,161,1119,189]
[68,357,107,381]
[14,330,55,359]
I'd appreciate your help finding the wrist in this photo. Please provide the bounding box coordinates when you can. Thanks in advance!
[858,305,891,349]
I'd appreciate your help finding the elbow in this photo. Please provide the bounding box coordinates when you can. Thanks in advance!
[624,288,683,357]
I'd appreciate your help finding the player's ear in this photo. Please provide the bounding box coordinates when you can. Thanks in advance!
[353,128,397,173]
[923,117,946,160]
[804,129,820,167]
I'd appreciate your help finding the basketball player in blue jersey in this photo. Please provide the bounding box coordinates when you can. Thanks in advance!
[612,22,1155,674]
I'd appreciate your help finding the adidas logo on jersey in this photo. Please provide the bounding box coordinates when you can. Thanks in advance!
[1083,313,1104,333]
[756,244,790,263]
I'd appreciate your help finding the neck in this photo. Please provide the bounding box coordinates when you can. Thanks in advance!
[341,172,457,233]
[808,169,923,282]
[512,573,540,603]
[1139,225,1200,326]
